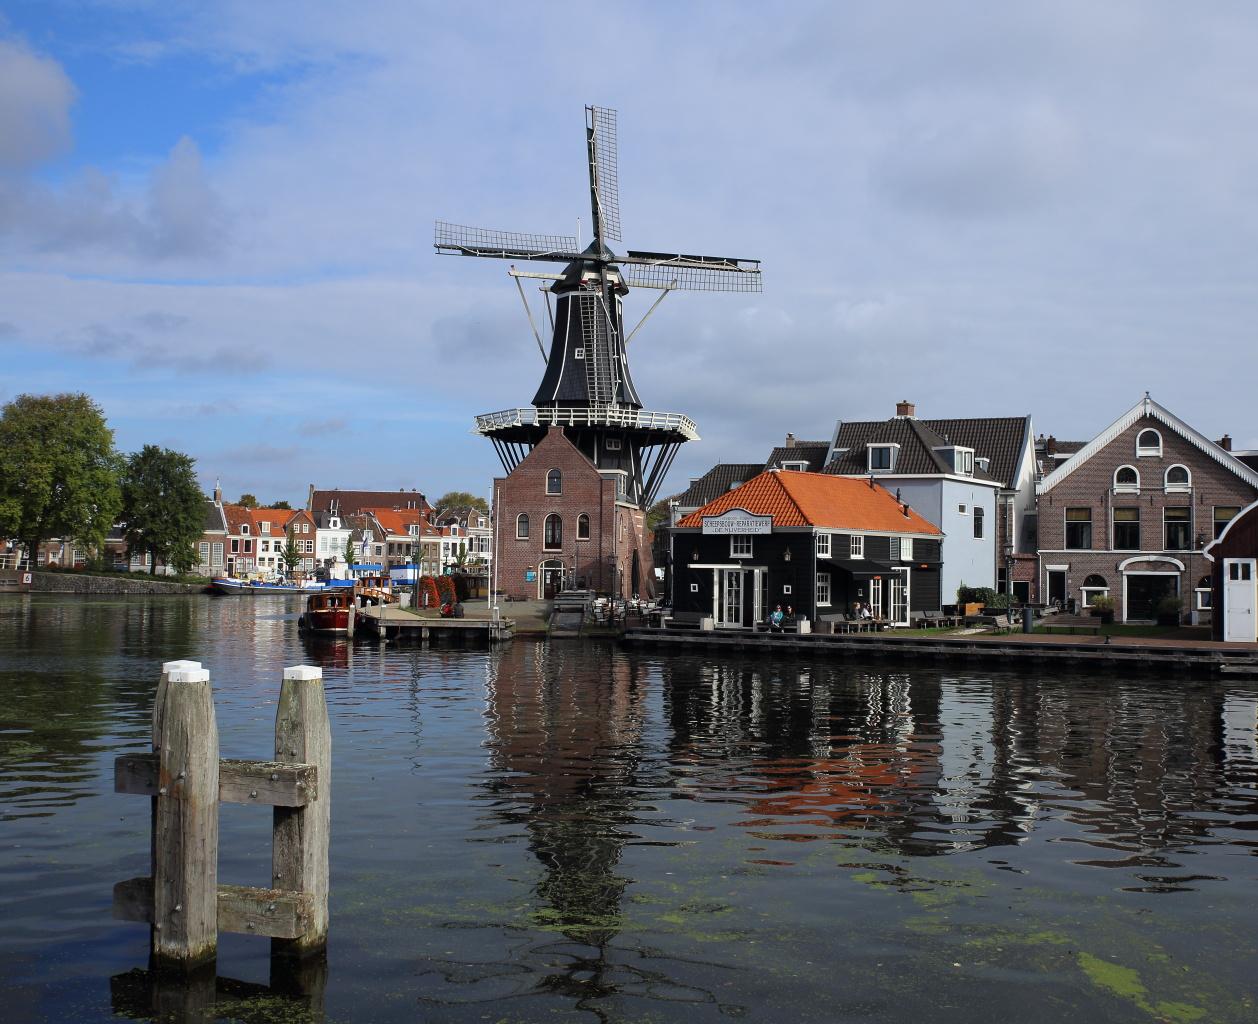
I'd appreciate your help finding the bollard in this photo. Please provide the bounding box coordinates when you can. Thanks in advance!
[272,665,331,957]
[152,665,218,969]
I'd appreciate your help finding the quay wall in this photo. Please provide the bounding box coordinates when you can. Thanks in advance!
[32,572,208,595]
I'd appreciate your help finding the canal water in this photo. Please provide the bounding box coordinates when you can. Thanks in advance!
[2,595,1257,1023]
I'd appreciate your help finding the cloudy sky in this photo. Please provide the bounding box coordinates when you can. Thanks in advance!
[3,1,1258,505]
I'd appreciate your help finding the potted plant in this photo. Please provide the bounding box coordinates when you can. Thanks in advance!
[1155,595,1182,627]
[1089,594,1115,625]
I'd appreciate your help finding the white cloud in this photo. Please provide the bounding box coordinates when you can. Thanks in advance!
[0,38,75,169]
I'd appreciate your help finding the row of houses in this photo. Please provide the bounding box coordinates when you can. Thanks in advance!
[667,394,1258,639]
[14,485,493,582]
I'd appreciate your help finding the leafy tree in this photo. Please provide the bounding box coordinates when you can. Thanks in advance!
[238,493,258,509]
[282,533,301,574]
[267,500,292,510]
[343,535,356,569]
[0,393,122,567]
[434,491,489,514]
[452,541,469,571]
[121,445,205,575]
[647,494,678,533]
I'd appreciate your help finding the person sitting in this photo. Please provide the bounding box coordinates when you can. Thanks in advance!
[858,602,873,620]
[769,605,785,632]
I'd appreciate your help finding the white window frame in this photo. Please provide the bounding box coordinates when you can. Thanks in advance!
[574,347,586,359]
[782,461,809,472]
[816,572,831,606]
[1136,428,1162,457]
[866,443,899,473]
[1195,587,1212,611]
[730,535,753,558]
[241,524,250,535]
[260,521,271,534]
[516,513,529,540]
[901,537,913,561]
[816,533,830,557]
[546,469,562,495]
[889,537,901,561]
[850,535,864,559]
[957,504,968,514]
[1113,465,1140,494]
[1164,464,1191,493]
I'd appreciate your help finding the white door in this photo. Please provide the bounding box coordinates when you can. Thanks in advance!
[722,570,743,627]
[890,569,909,626]
[1224,559,1257,642]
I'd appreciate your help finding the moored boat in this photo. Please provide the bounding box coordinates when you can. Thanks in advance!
[210,576,326,595]
[299,589,354,635]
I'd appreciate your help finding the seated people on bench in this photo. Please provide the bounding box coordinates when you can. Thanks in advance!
[769,605,785,632]
[857,602,873,620]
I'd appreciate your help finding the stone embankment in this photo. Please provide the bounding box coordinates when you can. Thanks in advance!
[33,572,208,595]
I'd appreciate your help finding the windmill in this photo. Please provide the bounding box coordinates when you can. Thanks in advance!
[435,105,762,509]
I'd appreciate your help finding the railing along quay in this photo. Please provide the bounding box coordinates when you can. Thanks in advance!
[621,627,1258,676]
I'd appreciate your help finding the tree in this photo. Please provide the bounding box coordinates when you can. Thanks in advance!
[0,393,122,568]
[238,493,258,509]
[267,500,292,510]
[343,535,356,569]
[121,445,205,575]
[281,534,301,575]
[647,494,678,534]
[434,491,489,514]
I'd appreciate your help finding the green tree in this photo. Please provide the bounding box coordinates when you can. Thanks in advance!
[343,535,356,569]
[121,445,205,575]
[647,494,678,533]
[238,493,258,508]
[0,393,122,567]
[434,491,489,514]
[267,500,292,510]
[452,541,469,571]
[282,533,301,575]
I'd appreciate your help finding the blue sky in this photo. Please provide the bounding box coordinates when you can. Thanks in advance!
[4,2,1258,506]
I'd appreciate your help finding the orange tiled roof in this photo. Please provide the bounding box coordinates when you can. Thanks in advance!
[364,506,428,537]
[676,470,942,535]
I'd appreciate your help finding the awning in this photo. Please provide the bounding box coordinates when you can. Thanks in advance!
[822,558,895,579]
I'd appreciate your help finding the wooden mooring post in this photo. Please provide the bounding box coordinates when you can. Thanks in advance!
[114,661,332,971]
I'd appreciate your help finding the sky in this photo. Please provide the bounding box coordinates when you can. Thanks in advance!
[3,1,1258,506]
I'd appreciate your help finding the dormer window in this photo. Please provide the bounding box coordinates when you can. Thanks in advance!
[938,446,974,475]
[975,456,991,473]
[241,524,250,535]
[1114,465,1140,493]
[782,461,808,472]
[260,521,271,534]
[1136,428,1162,457]
[867,443,899,473]
[1165,465,1191,493]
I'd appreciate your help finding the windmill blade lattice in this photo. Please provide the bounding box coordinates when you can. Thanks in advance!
[587,106,621,243]
[434,222,580,262]
[621,252,762,292]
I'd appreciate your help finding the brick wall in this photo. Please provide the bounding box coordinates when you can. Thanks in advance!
[1037,415,1258,619]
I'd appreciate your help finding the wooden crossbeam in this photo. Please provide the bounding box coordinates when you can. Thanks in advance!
[113,876,313,940]
[115,753,317,807]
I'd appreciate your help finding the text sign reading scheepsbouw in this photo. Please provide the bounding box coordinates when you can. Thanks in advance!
[702,510,773,535]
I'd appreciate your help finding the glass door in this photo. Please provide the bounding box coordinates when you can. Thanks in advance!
[723,570,743,627]
[890,569,909,626]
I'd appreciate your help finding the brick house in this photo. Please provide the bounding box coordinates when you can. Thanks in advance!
[493,426,652,600]
[1036,395,1258,623]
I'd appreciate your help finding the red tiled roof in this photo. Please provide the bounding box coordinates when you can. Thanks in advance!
[364,506,428,538]
[676,470,942,535]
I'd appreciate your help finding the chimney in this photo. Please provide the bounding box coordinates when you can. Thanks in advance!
[785,432,796,449]
[1219,434,1233,452]
[895,399,915,418]
[1045,435,1058,456]
[213,480,222,504]
[901,502,911,518]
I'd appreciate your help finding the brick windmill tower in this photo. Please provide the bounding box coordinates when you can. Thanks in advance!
[436,106,762,600]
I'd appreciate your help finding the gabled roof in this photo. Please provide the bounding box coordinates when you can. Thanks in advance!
[764,441,830,473]
[309,488,429,514]
[202,500,227,534]
[1038,395,1258,494]
[364,506,428,538]
[676,470,942,535]
[918,416,1031,488]
[676,463,765,509]
[824,418,998,483]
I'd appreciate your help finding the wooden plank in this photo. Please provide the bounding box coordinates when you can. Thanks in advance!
[272,665,331,956]
[152,665,219,968]
[113,877,312,939]
[116,753,317,807]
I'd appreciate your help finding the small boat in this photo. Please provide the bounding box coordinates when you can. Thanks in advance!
[210,576,326,595]
[0,553,32,593]
[299,589,355,635]
[353,572,398,607]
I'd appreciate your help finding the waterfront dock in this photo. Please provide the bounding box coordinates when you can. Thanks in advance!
[622,626,1258,676]
[357,604,514,644]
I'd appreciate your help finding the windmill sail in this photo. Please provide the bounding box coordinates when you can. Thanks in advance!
[586,106,621,244]
[621,251,762,292]
[434,222,581,263]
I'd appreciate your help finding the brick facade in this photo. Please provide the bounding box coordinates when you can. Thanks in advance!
[1037,412,1258,622]
[493,427,655,600]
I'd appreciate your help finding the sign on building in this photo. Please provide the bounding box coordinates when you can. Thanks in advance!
[701,509,773,535]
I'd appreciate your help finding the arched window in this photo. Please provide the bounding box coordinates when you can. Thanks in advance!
[1136,428,1162,457]
[1165,465,1191,492]
[1113,465,1140,493]
[544,514,562,550]
[577,513,590,540]
[546,469,562,495]
[1081,573,1109,607]
[516,513,529,540]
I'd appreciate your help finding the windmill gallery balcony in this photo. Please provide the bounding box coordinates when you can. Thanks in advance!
[474,406,700,444]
